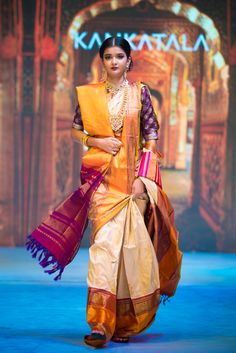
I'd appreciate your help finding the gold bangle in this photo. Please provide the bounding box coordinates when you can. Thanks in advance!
[82,134,89,146]
[73,129,90,146]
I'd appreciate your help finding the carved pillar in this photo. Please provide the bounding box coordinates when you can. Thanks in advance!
[0,0,23,245]
[175,103,188,169]
[222,0,236,250]
[27,0,62,233]
[189,58,203,207]
[222,63,236,251]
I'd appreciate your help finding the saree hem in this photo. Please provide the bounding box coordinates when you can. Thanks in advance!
[87,287,160,340]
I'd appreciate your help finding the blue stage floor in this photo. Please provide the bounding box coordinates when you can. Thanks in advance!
[0,248,236,353]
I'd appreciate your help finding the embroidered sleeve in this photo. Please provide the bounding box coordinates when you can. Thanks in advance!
[71,104,90,146]
[140,85,159,141]
[135,85,162,186]
[72,104,84,130]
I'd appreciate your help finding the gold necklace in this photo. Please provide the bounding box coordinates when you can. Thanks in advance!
[105,79,128,95]
[105,80,129,132]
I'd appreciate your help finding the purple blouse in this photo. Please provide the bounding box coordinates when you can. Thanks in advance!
[72,85,159,140]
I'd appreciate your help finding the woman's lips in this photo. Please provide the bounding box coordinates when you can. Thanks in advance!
[111,67,118,70]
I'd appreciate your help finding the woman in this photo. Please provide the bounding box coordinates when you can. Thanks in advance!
[26,37,182,348]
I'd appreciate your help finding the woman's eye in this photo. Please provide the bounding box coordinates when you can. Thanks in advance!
[104,55,125,60]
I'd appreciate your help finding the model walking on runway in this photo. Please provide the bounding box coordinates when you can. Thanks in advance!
[26,36,182,348]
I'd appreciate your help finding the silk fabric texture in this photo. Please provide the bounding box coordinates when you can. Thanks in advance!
[76,81,182,340]
[26,81,182,341]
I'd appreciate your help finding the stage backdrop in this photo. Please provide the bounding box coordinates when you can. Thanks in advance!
[0,0,235,252]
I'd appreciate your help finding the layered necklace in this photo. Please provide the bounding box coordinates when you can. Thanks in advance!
[105,79,129,132]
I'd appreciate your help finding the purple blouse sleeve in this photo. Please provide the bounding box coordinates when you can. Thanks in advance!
[72,104,84,130]
[140,85,159,140]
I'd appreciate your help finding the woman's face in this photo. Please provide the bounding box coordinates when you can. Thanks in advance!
[102,46,130,79]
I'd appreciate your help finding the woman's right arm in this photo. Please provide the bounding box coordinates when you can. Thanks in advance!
[71,104,122,154]
[71,128,103,149]
[71,103,89,144]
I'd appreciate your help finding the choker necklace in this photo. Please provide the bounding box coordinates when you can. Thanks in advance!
[105,79,128,95]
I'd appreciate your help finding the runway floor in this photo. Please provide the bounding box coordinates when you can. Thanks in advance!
[0,248,236,353]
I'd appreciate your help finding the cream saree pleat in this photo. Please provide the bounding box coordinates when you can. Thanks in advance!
[86,179,160,340]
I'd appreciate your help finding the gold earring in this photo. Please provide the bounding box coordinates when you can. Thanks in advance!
[100,67,107,82]
[123,66,129,80]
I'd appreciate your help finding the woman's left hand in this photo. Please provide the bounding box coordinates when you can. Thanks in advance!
[132,178,145,197]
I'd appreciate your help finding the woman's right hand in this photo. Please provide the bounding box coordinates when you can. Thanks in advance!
[97,137,122,155]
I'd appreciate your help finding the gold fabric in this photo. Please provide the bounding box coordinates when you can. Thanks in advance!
[87,186,160,339]
[75,81,182,341]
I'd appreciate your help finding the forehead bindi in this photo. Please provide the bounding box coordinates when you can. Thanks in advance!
[103,46,126,56]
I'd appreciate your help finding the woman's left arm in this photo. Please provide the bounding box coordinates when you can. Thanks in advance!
[140,84,159,147]
[135,85,162,188]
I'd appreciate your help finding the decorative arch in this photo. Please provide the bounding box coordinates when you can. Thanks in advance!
[55,0,226,90]
[49,0,232,250]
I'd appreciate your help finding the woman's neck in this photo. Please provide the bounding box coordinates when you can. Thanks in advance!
[106,76,126,87]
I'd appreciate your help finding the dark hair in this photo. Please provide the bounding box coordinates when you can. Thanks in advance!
[99,37,133,71]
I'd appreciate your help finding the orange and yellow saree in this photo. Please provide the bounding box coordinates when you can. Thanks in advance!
[26,80,182,341]
[77,81,182,339]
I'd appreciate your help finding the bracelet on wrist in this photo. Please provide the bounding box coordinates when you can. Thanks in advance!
[82,134,89,146]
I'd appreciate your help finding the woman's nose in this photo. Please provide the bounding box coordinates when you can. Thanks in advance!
[111,57,117,64]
